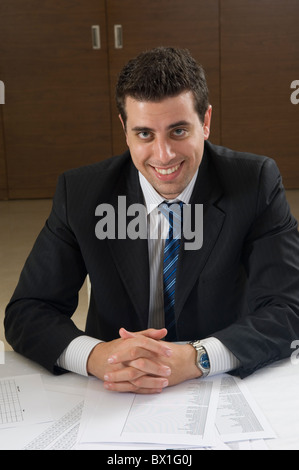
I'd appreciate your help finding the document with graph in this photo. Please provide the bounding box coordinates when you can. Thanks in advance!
[78,377,220,447]
[0,374,52,428]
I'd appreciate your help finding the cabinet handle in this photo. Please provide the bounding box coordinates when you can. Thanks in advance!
[114,25,123,49]
[0,80,4,104]
[91,25,101,49]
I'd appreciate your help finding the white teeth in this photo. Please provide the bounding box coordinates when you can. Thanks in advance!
[155,164,180,175]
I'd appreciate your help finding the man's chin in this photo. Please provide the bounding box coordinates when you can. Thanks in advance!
[152,183,182,200]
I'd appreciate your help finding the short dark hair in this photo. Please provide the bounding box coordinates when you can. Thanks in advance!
[116,47,209,127]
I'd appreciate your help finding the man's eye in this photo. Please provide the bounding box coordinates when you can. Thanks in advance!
[173,128,187,137]
[138,131,151,140]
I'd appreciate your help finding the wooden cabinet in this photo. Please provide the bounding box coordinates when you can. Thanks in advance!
[0,0,112,198]
[0,0,220,198]
[0,0,299,198]
[220,0,299,188]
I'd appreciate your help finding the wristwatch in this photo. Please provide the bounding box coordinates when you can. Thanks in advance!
[189,340,210,378]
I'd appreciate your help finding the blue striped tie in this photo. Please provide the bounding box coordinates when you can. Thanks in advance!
[159,201,184,341]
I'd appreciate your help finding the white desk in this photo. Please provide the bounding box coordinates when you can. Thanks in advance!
[0,351,299,450]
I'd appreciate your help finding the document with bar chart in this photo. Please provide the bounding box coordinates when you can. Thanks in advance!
[0,374,52,428]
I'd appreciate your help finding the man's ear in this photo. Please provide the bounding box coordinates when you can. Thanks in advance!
[203,105,212,140]
[119,114,129,147]
[119,114,126,134]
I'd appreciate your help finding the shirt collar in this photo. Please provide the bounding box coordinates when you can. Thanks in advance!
[138,170,198,215]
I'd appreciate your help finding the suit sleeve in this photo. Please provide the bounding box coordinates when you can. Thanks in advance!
[4,174,87,373]
[213,158,299,378]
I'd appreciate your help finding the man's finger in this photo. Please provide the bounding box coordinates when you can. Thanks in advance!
[104,360,171,383]
[104,376,169,394]
[107,337,172,365]
[119,327,167,341]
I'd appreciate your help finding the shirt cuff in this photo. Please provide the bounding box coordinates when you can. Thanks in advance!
[57,336,102,376]
[200,337,240,376]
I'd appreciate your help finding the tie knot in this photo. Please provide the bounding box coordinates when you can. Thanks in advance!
[159,200,183,214]
[159,201,183,235]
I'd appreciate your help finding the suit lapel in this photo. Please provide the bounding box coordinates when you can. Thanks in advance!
[106,161,150,329]
[175,150,226,318]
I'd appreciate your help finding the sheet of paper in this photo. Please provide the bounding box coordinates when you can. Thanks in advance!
[79,377,219,447]
[215,375,276,442]
[0,374,52,429]
[24,400,84,450]
[226,439,269,450]
[120,380,218,446]
[0,391,83,450]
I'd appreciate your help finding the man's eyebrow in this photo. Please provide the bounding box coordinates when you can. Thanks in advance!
[131,121,191,132]
[167,120,191,130]
[131,126,154,132]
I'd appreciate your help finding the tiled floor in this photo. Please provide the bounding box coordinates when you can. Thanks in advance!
[1,191,299,351]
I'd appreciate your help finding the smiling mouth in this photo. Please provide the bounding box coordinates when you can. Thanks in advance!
[154,163,181,175]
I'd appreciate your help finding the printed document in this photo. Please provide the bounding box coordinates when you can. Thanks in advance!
[216,375,276,442]
[0,374,52,429]
[78,374,275,448]
[79,377,219,447]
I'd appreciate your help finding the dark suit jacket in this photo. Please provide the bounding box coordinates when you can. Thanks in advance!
[5,141,299,378]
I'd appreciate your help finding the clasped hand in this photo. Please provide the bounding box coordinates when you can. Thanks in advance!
[87,327,201,394]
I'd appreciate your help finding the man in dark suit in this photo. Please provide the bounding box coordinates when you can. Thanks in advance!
[5,47,299,394]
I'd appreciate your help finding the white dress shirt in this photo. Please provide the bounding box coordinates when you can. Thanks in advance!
[57,171,240,376]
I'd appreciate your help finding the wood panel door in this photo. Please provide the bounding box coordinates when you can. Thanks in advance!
[0,0,112,199]
[221,0,299,188]
[106,0,221,156]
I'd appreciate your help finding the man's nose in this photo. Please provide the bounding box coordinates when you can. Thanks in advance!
[154,138,176,163]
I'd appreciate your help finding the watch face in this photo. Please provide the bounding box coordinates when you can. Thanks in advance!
[200,353,210,370]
